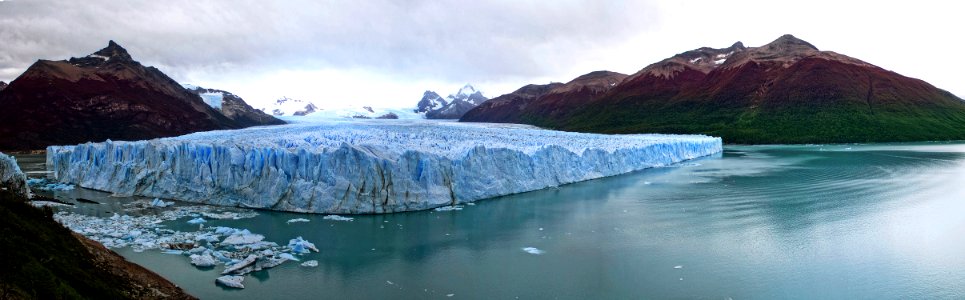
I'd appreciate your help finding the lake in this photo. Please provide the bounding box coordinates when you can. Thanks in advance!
[19,143,965,299]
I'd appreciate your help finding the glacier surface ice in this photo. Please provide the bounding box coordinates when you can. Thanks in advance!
[47,120,722,214]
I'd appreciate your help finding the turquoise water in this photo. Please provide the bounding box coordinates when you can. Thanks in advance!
[21,143,965,299]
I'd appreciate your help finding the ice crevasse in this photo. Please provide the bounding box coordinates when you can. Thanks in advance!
[47,121,722,214]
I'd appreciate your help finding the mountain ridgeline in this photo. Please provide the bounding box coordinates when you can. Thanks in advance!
[461,35,965,144]
[0,41,282,151]
[416,84,488,119]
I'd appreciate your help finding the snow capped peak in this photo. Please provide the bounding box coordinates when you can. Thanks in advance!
[261,97,319,116]
[457,84,477,97]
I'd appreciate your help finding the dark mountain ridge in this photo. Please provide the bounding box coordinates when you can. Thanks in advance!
[462,35,965,144]
[0,41,279,151]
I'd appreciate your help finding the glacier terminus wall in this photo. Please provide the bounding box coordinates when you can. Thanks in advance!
[47,121,722,214]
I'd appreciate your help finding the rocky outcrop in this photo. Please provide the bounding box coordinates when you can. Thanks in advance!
[186,86,285,126]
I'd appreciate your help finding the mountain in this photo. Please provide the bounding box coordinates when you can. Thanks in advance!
[416,84,489,119]
[463,35,965,144]
[186,86,285,126]
[0,81,7,92]
[260,97,320,116]
[0,41,272,151]
[460,83,564,123]
[461,71,627,123]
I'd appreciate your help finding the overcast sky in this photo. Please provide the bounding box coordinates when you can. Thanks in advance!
[1,0,962,108]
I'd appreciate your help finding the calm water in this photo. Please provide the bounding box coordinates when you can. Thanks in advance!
[19,143,965,299]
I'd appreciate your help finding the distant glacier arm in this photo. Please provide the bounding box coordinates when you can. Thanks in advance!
[47,121,722,214]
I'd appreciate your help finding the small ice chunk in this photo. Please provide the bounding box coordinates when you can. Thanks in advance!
[216,275,245,289]
[447,294,455,297]
[323,215,354,221]
[288,236,319,254]
[190,253,218,267]
[222,232,265,245]
[187,217,206,224]
[674,265,683,269]
[286,218,310,224]
[150,198,172,207]
[279,253,299,261]
[434,205,463,212]
[222,254,257,274]
[522,247,545,255]
[300,260,318,267]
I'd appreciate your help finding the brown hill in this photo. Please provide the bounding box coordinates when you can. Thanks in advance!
[462,35,965,143]
[0,41,279,151]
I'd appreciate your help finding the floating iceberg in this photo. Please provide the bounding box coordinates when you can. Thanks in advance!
[522,247,545,255]
[300,260,318,267]
[216,275,245,289]
[46,121,722,214]
[288,236,319,254]
[187,217,206,224]
[150,198,172,207]
[286,218,310,224]
[322,215,353,222]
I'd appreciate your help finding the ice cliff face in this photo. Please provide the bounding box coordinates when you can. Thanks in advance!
[0,152,30,197]
[47,121,721,214]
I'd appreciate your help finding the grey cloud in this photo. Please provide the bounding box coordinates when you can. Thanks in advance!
[0,0,659,83]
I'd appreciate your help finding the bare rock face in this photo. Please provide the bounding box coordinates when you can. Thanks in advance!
[186,86,286,127]
[0,81,8,92]
[0,41,273,151]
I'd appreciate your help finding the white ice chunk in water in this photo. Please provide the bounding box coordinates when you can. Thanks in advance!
[221,231,265,245]
[300,260,318,267]
[522,247,545,255]
[323,215,354,221]
[288,236,319,254]
[190,253,218,267]
[216,275,245,289]
[286,218,310,224]
[187,217,206,224]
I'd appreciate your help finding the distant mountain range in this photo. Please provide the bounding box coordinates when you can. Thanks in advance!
[258,84,488,120]
[462,34,965,144]
[0,41,281,150]
[416,84,488,119]
[259,97,320,117]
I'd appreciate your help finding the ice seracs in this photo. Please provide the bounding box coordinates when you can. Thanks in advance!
[0,152,31,197]
[47,120,722,214]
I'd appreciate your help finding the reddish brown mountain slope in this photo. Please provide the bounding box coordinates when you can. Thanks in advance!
[462,35,965,143]
[0,41,277,151]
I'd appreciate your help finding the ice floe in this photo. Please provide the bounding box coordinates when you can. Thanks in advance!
[52,202,317,289]
[322,215,354,222]
[522,247,545,255]
[216,275,245,289]
[300,260,318,267]
[286,218,310,224]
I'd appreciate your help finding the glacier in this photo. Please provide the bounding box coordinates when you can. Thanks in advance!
[46,120,722,214]
[0,152,31,197]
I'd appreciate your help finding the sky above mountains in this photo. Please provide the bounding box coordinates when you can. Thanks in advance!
[1,0,962,108]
